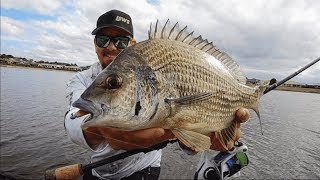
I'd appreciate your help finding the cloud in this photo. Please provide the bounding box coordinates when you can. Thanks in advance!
[1,16,24,36]
[1,0,319,84]
[2,0,62,15]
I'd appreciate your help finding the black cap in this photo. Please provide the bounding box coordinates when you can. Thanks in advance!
[91,10,133,36]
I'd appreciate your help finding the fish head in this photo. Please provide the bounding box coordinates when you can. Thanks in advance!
[78,49,163,130]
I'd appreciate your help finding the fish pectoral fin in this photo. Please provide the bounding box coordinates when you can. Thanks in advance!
[216,121,238,150]
[172,129,211,152]
[165,92,223,105]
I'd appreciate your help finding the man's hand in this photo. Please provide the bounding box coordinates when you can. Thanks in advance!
[210,108,250,151]
[76,108,249,152]
[74,110,175,150]
[83,126,175,150]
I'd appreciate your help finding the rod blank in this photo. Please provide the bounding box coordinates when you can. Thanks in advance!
[264,57,320,94]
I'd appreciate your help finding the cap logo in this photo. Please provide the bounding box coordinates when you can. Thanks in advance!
[115,16,130,24]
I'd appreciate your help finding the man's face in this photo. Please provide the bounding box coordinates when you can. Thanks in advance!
[94,27,135,69]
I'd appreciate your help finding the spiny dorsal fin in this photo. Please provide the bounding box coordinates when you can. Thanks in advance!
[148,19,246,84]
[169,22,179,39]
[161,19,170,38]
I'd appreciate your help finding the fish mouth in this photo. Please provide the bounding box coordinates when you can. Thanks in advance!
[72,97,101,117]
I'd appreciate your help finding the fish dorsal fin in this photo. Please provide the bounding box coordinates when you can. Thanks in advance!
[148,19,247,84]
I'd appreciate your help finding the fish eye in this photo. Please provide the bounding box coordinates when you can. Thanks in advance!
[105,74,122,90]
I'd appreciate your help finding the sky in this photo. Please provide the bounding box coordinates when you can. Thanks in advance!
[1,0,319,84]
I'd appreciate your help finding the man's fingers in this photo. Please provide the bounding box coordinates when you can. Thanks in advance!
[128,128,174,141]
[209,109,248,151]
[235,108,250,123]
[98,127,175,150]
[129,128,165,140]
[209,133,228,151]
[98,127,172,141]
[235,128,241,141]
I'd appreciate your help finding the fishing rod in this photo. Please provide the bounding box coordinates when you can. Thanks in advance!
[44,139,178,180]
[263,57,320,94]
[45,57,319,180]
[256,57,319,135]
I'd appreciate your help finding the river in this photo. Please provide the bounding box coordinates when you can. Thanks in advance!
[1,66,319,179]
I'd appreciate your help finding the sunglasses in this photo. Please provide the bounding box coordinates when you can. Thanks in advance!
[95,35,131,49]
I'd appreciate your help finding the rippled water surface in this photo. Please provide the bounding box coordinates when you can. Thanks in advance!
[1,66,319,179]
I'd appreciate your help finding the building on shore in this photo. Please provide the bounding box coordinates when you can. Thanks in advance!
[64,65,81,71]
[37,63,81,71]
[1,54,85,72]
[246,78,260,85]
[2,58,20,65]
[38,63,64,70]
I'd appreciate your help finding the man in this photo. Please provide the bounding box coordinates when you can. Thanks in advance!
[64,9,249,180]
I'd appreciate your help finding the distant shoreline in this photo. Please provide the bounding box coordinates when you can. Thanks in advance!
[0,64,78,73]
[2,65,319,94]
[275,86,320,94]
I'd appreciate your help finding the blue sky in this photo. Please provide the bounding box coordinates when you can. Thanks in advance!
[1,8,56,21]
[1,0,319,84]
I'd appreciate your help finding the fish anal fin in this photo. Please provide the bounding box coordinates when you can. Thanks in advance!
[216,121,237,150]
[172,129,211,152]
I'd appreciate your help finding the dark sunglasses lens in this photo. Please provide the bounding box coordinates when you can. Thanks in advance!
[114,37,130,49]
[96,36,110,48]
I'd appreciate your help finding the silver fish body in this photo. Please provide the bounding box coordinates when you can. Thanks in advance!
[75,20,266,151]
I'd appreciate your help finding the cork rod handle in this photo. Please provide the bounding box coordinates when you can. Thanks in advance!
[45,164,83,180]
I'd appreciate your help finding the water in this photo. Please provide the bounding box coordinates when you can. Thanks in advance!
[0,67,92,180]
[1,66,319,179]
[239,90,320,179]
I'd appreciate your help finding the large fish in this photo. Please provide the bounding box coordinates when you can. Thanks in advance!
[74,20,267,152]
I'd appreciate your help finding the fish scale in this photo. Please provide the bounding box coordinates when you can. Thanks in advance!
[139,42,254,119]
[159,39,255,136]
[76,20,266,151]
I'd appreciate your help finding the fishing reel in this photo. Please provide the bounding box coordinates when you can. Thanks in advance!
[194,141,249,180]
